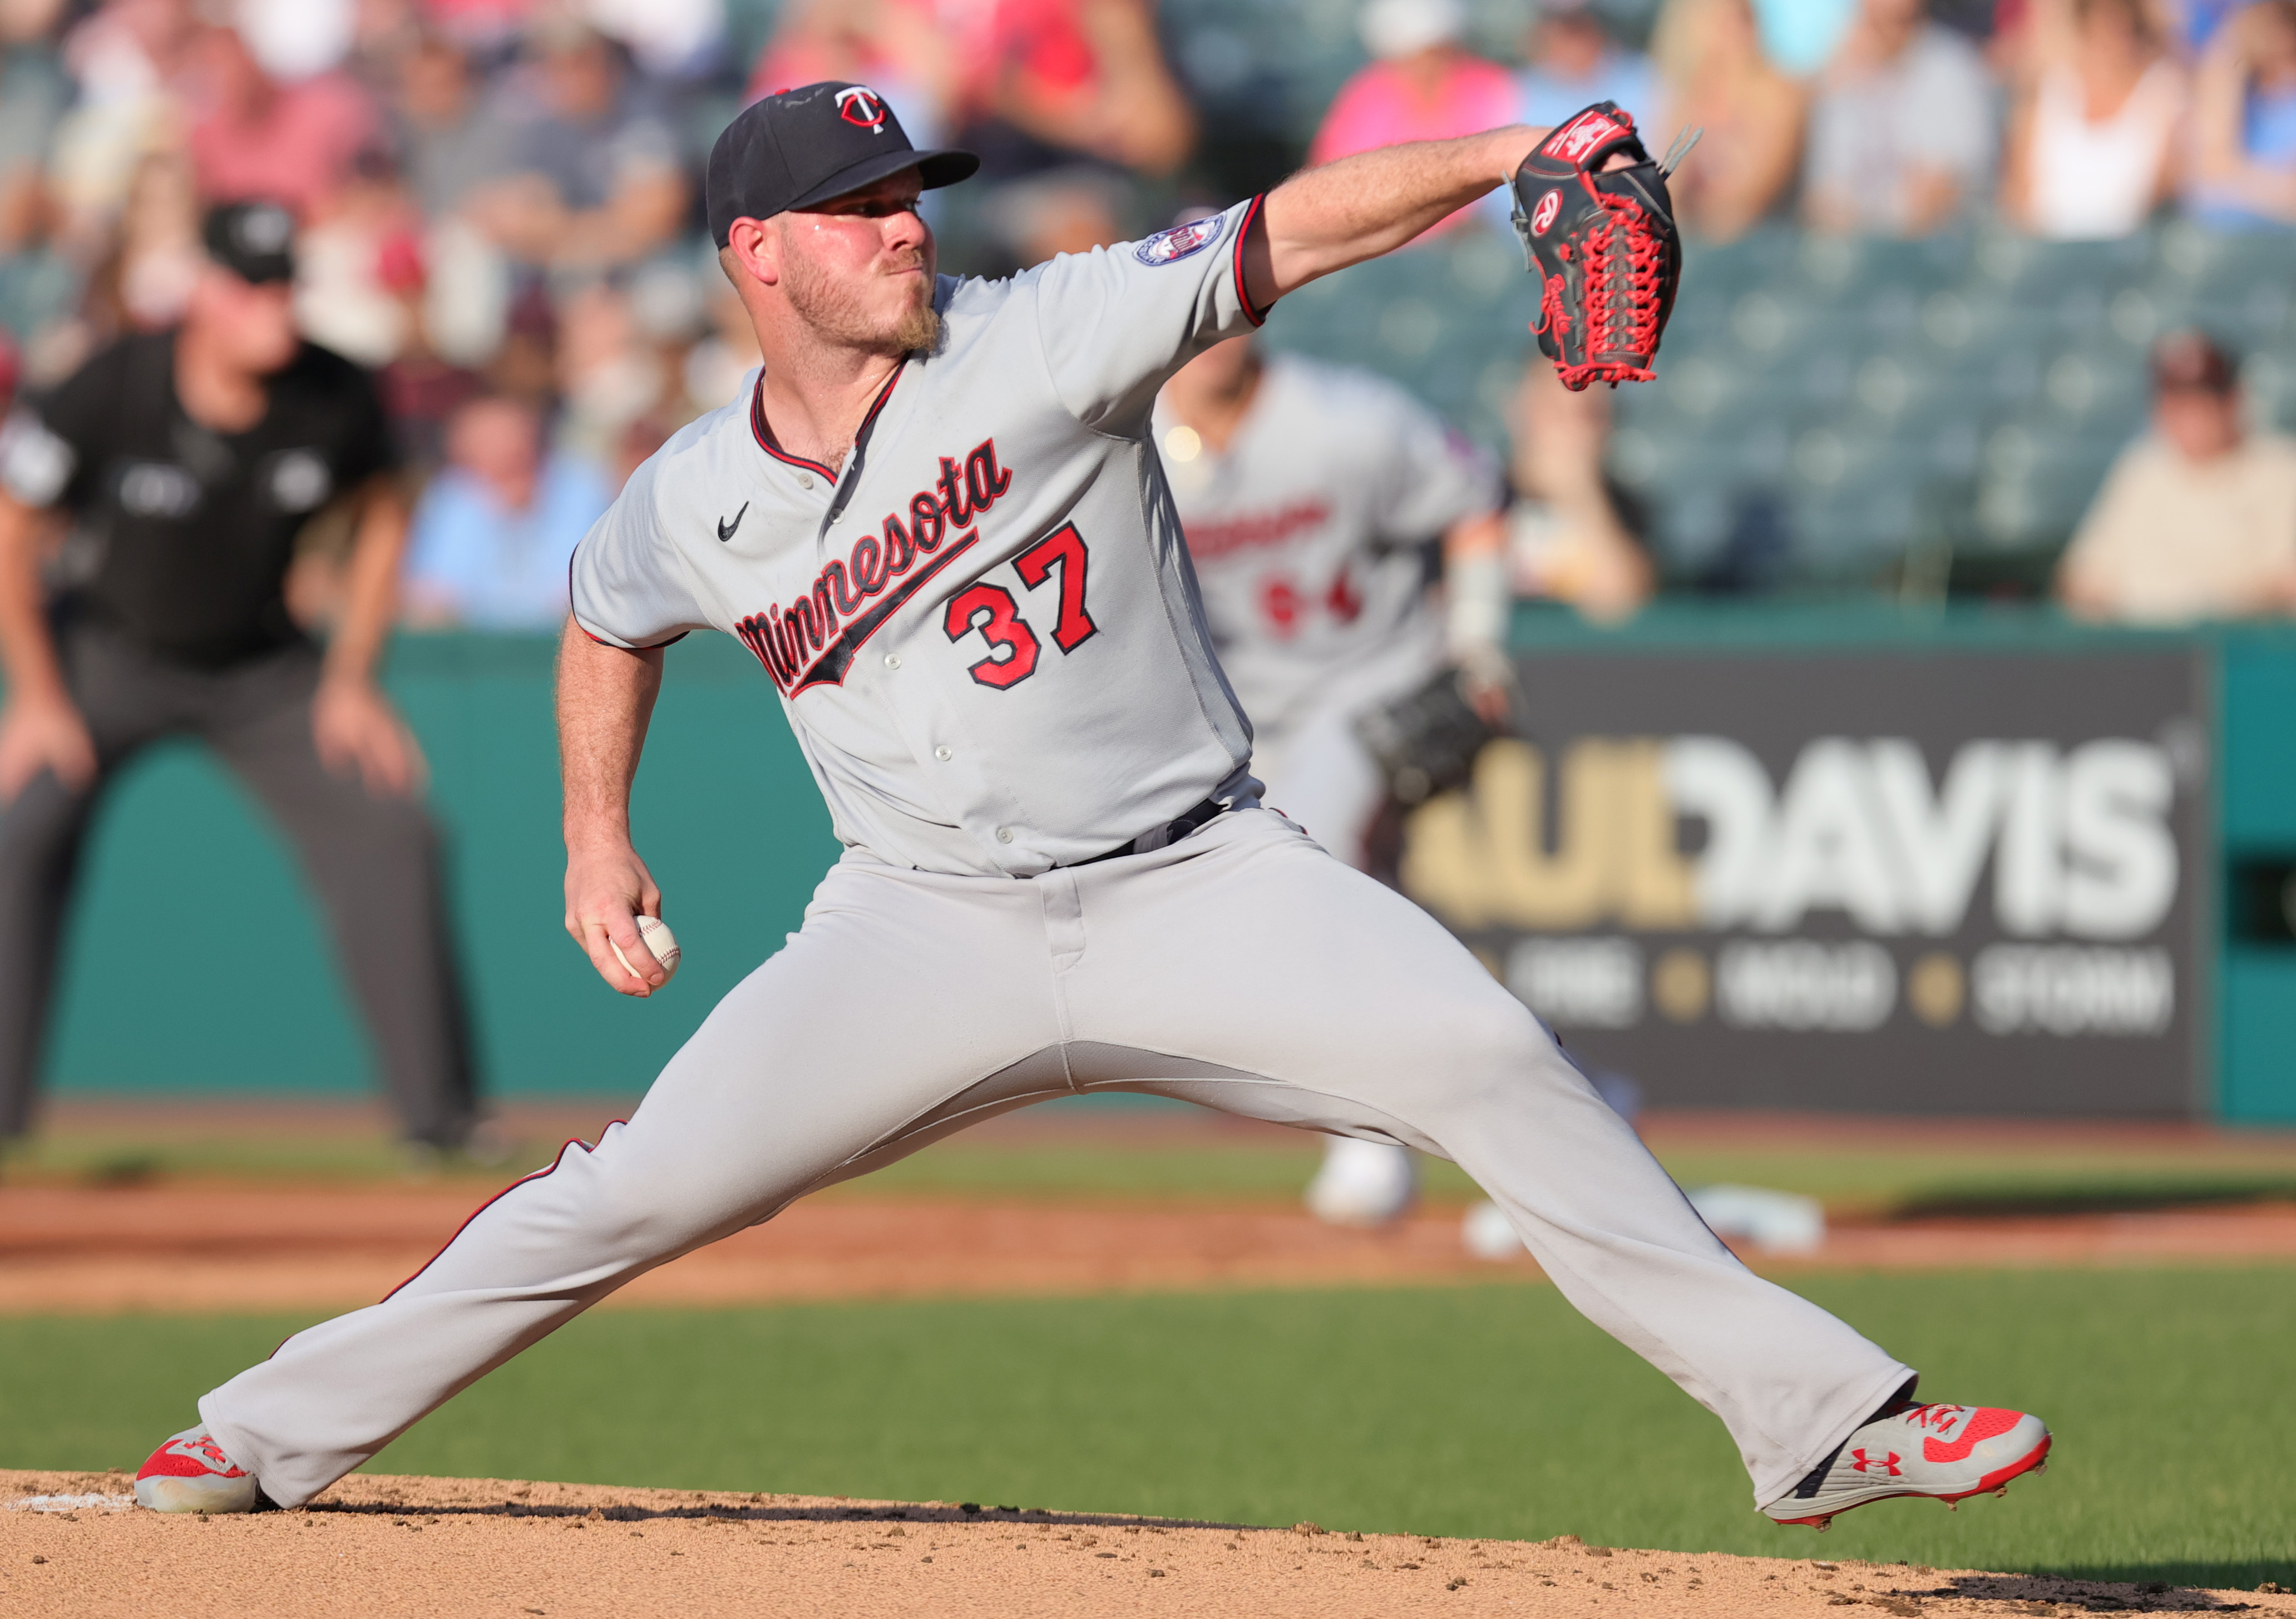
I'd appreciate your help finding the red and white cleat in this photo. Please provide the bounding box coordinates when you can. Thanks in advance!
[134,1427,263,1514]
[1763,1400,2051,1529]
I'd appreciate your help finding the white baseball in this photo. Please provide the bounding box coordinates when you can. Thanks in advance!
[610,915,681,984]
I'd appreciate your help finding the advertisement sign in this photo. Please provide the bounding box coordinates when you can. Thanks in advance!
[1401,649,2209,1115]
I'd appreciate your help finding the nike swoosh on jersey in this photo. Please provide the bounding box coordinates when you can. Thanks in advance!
[717,502,748,542]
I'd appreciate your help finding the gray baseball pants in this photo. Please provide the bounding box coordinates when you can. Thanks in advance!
[0,623,478,1147]
[201,808,1910,1509]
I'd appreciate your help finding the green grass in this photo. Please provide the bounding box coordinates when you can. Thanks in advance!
[19,1104,2296,1221]
[4,1269,2289,1589]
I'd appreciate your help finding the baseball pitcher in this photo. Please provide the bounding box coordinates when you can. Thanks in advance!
[134,92,2050,1535]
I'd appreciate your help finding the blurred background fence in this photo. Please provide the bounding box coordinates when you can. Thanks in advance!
[24,612,2296,1123]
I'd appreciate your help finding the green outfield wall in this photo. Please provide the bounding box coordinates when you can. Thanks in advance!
[26,608,2296,1123]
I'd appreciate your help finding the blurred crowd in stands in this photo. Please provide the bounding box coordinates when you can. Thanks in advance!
[0,0,2291,630]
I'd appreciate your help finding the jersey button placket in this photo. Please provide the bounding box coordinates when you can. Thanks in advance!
[934,746,953,761]
[996,828,1014,844]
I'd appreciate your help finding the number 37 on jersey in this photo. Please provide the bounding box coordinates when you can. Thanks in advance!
[733,438,1100,698]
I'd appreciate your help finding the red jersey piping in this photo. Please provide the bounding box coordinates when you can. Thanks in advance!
[749,362,906,478]
[565,549,688,649]
[1232,194,1270,328]
[374,1126,630,1305]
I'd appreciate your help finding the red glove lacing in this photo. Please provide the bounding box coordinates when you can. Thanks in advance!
[1556,190,1666,391]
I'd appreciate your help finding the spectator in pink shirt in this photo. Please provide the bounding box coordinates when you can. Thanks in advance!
[1309,0,1520,239]
[186,26,377,222]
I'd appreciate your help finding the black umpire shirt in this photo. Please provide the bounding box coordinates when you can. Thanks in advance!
[0,331,397,669]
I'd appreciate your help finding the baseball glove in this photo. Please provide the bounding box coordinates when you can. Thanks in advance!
[1509,102,1697,392]
[1352,667,1508,807]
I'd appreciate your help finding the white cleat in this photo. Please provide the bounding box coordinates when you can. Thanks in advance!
[1762,1399,2051,1529]
[1305,1137,1417,1226]
[134,1427,263,1513]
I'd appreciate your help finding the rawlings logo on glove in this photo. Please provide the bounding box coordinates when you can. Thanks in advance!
[1510,103,1698,392]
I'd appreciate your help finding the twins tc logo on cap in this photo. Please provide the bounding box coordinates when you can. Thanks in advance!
[1133,214,1224,268]
[836,87,889,130]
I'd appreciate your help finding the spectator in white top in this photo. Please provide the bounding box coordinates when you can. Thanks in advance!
[2058,332,2296,623]
[1803,0,1999,235]
[402,394,609,630]
[2001,0,2184,238]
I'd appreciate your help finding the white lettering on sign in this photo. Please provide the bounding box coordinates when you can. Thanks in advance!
[1658,736,2176,940]
[1971,944,2174,1036]
[1754,739,1907,935]
[1663,736,1772,927]
[1714,939,1897,1031]
[1407,734,2183,945]
[2062,742,2178,939]
[1507,937,1643,1028]
[1868,740,2006,934]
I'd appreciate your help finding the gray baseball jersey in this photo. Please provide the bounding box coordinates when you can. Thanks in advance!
[1154,355,1498,739]
[572,200,1269,878]
[190,200,1922,1526]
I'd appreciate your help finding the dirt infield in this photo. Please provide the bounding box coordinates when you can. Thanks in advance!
[3,1470,2284,1619]
[3,1180,2295,1313]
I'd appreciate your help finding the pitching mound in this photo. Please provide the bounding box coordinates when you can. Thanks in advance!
[3,1471,2280,1618]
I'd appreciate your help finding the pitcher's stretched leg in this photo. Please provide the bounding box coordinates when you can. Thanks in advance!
[1258,709,1420,1223]
[198,855,1063,1507]
[1056,809,1913,1508]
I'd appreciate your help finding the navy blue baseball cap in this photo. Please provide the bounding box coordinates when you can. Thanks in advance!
[201,200,298,284]
[707,82,978,247]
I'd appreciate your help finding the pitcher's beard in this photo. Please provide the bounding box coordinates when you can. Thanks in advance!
[784,246,939,355]
[890,295,941,354]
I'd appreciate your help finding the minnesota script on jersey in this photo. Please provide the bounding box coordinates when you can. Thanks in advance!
[571,199,1269,877]
[1155,355,1495,738]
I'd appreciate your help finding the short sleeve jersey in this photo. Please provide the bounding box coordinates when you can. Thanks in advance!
[0,331,397,668]
[1153,355,1498,735]
[571,199,1270,879]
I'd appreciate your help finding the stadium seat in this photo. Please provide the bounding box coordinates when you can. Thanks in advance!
[1677,227,1799,301]
[1972,426,2122,552]
[1784,428,1935,572]
[2245,345,2296,432]
[1265,211,2295,593]
[2033,348,2150,441]
[1968,231,2149,308]
[1793,233,1964,304]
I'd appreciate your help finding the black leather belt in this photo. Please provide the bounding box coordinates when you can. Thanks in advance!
[1072,797,1230,867]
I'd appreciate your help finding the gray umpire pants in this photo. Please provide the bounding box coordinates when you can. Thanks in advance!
[202,807,1910,1511]
[0,622,478,1147]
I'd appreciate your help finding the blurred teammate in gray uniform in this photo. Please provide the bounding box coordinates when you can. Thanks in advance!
[1156,336,1507,1226]
[136,85,2051,1533]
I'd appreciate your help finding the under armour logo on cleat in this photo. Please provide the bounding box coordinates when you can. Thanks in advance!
[1849,1449,1902,1476]
[717,502,748,542]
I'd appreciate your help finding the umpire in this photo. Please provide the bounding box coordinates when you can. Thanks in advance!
[0,200,481,1156]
